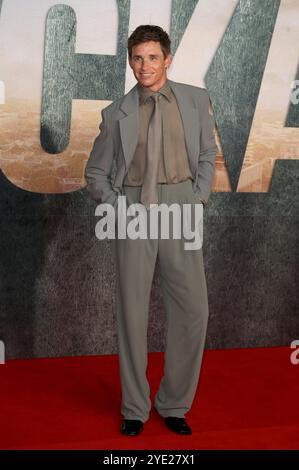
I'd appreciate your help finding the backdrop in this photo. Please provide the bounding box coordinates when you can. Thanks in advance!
[0,0,298,359]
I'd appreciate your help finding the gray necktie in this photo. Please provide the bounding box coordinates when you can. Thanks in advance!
[140,93,162,208]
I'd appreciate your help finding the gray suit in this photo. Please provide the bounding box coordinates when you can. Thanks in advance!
[85,79,218,423]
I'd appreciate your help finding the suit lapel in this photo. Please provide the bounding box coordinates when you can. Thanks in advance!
[168,80,199,176]
[119,84,139,170]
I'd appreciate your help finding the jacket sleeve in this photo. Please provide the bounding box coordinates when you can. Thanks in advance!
[84,106,118,207]
[194,89,218,206]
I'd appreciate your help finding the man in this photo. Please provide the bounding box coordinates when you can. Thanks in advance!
[85,25,218,436]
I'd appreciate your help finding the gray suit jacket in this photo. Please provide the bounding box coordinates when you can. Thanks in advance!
[85,79,218,207]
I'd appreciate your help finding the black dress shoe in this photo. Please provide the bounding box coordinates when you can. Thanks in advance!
[165,417,192,435]
[121,419,144,436]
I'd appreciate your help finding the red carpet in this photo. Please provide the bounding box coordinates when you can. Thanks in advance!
[0,346,298,449]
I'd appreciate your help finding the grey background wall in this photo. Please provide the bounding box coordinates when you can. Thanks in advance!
[0,0,298,359]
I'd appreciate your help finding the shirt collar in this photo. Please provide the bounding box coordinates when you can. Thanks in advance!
[138,79,172,104]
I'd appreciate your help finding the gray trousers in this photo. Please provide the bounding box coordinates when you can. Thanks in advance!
[113,179,209,422]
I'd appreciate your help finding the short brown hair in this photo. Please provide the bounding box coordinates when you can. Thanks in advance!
[128,25,171,59]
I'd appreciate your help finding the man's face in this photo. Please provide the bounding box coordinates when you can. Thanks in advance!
[129,41,172,92]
